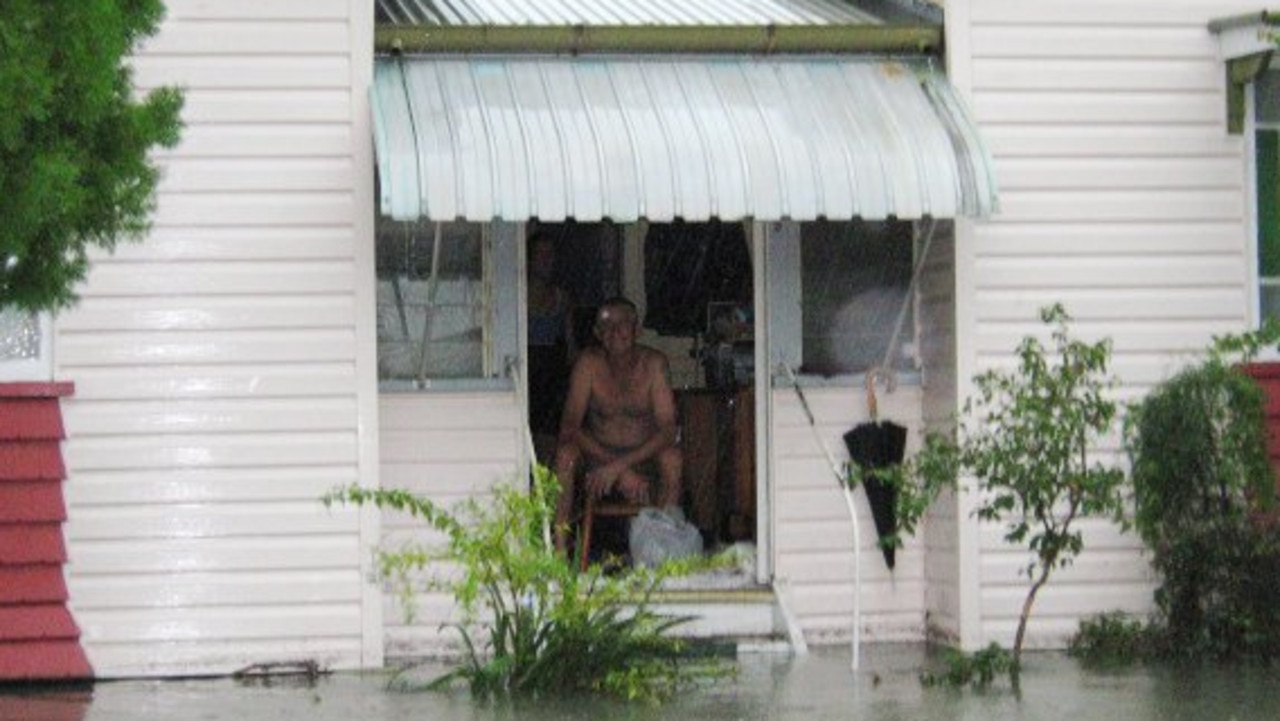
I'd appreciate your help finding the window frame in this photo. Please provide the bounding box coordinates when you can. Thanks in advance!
[765,219,924,389]
[0,309,52,382]
[1250,75,1280,337]
[374,219,519,393]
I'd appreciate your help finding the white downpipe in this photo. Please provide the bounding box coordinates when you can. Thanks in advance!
[773,578,809,656]
[781,364,860,672]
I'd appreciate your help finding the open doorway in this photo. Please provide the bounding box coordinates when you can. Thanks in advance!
[525,219,758,566]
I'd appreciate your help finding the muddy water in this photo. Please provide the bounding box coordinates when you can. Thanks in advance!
[4,644,1279,721]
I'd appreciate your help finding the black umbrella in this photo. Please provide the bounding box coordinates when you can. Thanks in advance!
[842,374,908,570]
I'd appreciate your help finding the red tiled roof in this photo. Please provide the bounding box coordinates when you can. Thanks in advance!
[0,399,66,441]
[0,383,91,680]
[0,444,66,482]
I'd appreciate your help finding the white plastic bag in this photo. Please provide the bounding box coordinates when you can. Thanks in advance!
[628,507,703,568]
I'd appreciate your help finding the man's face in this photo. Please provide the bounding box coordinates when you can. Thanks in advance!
[595,305,637,355]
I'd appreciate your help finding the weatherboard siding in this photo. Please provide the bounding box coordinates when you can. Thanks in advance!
[771,384,926,642]
[377,392,523,656]
[916,227,962,643]
[54,0,377,676]
[958,0,1257,648]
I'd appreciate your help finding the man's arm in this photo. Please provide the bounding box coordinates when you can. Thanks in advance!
[557,351,613,464]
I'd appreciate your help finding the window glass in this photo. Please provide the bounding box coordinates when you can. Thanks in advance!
[375,218,490,383]
[1257,71,1280,321]
[799,220,914,375]
[1257,71,1280,124]
[644,221,752,337]
[0,309,40,361]
[1258,129,1280,320]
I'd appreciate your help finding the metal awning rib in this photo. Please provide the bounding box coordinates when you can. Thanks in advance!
[372,57,998,223]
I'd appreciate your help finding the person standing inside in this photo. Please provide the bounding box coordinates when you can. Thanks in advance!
[526,231,574,462]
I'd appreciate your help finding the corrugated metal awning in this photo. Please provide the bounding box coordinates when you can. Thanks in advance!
[372,56,998,222]
[375,0,889,26]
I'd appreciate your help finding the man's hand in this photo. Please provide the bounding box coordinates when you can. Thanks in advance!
[585,463,651,504]
[584,459,624,498]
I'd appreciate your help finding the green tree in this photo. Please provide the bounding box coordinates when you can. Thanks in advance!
[910,304,1128,673]
[1,0,183,312]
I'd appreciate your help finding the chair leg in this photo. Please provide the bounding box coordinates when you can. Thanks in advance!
[579,496,596,572]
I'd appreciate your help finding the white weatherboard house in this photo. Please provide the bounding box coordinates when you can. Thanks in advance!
[0,0,1276,679]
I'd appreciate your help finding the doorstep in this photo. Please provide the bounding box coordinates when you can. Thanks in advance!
[649,585,788,648]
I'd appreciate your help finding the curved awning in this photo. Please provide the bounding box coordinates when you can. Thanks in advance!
[372,56,998,222]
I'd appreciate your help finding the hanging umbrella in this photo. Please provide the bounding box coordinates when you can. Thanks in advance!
[843,420,907,569]
[842,369,907,569]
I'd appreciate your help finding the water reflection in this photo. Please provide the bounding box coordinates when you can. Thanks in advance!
[0,685,90,721]
[3,646,1280,721]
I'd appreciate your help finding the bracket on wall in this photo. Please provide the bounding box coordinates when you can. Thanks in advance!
[1210,11,1280,134]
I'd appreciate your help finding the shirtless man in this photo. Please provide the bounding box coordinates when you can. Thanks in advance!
[553,297,683,552]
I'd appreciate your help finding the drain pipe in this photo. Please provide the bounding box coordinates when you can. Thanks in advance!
[376,24,942,56]
[781,364,861,672]
[773,578,809,656]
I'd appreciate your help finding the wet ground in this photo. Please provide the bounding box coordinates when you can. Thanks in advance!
[5,644,1280,721]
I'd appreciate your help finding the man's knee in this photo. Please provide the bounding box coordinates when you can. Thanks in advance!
[554,443,581,482]
[658,445,682,472]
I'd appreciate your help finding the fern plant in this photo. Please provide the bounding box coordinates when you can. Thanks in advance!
[325,465,729,702]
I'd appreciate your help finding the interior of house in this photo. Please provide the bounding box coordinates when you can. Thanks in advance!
[374,212,922,571]
[526,220,759,565]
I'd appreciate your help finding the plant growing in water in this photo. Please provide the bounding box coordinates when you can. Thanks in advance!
[1067,611,1156,667]
[324,465,728,702]
[907,304,1128,674]
[919,643,1015,689]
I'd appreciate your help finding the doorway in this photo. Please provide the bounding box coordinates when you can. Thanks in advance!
[525,220,758,561]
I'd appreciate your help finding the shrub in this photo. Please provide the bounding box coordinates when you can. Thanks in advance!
[920,643,1015,689]
[325,466,729,703]
[1068,611,1156,667]
[1125,335,1280,662]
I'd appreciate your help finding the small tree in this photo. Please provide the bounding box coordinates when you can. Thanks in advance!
[1,1,183,312]
[911,304,1128,671]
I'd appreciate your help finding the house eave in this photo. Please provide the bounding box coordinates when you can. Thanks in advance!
[374,24,943,56]
[1208,10,1280,34]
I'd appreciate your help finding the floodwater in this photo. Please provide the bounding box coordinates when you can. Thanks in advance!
[5,644,1280,721]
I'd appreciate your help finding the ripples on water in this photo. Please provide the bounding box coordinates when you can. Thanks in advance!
[3,645,1279,721]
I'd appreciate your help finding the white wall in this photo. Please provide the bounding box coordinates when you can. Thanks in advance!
[953,0,1258,648]
[771,384,927,643]
[377,392,523,657]
[56,0,379,676]
[917,227,963,642]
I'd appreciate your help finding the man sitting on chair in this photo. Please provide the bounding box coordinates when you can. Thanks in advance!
[553,297,683,554]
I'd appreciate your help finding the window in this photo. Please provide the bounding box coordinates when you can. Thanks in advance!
[799,220,914,375]
[375,218,517,389]
[0,308,50,381]
[644,221,752,338]
[768,219,926,379]
[1256,70,1280,321]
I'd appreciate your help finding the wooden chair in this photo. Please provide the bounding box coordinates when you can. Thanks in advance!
[577,495,647,571]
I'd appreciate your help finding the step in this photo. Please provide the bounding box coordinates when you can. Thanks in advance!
[647,587,784,641]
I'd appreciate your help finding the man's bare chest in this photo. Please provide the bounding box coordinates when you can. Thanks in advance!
[589,369,651,420]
